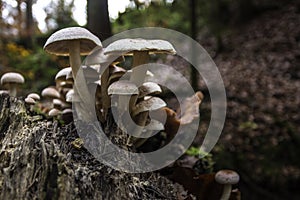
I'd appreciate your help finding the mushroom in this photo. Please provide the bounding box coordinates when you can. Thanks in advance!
[25,97,36,105]
[44,27,102,80]
[61,108,73,124]
[86,47,126,120]
[104,38,176,86]
[108,80,139,113]
[131,97,166,116]
[0,90,9,95]
[0,72,25,97]
[55,67,72,88]
[138,82,162,99]
[44,27,102,114]
[48,108,61,117]
[41,87,60,111]
[215,169,240,200]
[27,93,41,101]
[104,39,175,115]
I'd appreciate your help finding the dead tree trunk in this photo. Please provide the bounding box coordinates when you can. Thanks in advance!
[0,94,184,199]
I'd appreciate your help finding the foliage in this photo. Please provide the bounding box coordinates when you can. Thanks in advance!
[112,0,190,35]
[0,41,58,94]
[44,0,78,31]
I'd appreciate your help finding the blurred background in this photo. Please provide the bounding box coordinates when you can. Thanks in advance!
[0,0,299,199]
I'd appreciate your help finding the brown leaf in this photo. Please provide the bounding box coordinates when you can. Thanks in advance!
[177,91,204,125]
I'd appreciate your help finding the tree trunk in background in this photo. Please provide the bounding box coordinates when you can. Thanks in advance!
[16,0,22,38]
[25,0,34,48]
[87,0,112,41]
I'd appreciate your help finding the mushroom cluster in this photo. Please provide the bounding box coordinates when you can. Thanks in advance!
[0,27,204,149]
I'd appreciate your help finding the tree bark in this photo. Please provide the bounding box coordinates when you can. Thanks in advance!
[0,94,183,199]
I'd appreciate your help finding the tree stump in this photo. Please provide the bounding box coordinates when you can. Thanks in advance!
[0,94,187,199]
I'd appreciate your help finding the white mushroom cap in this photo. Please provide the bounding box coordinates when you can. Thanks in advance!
[55,67,72,82]
[0,90,9,95]
[62,108,73,115]
[145,119,164,131]
[53,98,63,107]
[104,38,176,55]
[1,72,25,85]
[138,82,162,98]
[27,93,40,101]
[108,80,138,95]
[25,97,36,105]
[66,89,81,103]
[132,97,166,116]
[44,27,102,56]
[41,87,60,99]
[48,108,61,117]
[215,170,240,185]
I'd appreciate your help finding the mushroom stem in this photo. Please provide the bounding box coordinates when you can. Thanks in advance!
[220,184,232,200]
[101,67,110,119]
[8,84,17,97]
[129,51,149,114]
[130,51,149,85]
[68,41,94,120]
[69,41,81,80]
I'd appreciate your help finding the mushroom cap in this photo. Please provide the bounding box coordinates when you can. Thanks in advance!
[145,119,164,131]
[1,72,25,85]
[27,93,41,101]
[215,170,240,185]
[132,97,166,116]
[48,108,61,117]
[138,82,162,98]
[53,98,63,106]
[0,90,9,95]
[25,97,36,105]
[65,89,81,103]
[41,87,60,99]
[44,27,102,56]
[108,80,138,95]
[84,47,125,66]
[104,38,176,55]
[55,67,72,82]
[62,108,73,115]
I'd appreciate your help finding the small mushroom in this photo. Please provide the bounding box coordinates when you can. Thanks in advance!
[41,87,60,99]
[131,97,166,116]
[0,72,25,97]
[108,80,139,113]
[215,169,240,200]
[65,89,81,103]
[41,87,60,111]
[48,108,61,117]
[27,93,41,101]
[138,82,162,99]
[25,97,36,105]
[55,67,72,87]
[0,90,9,95]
